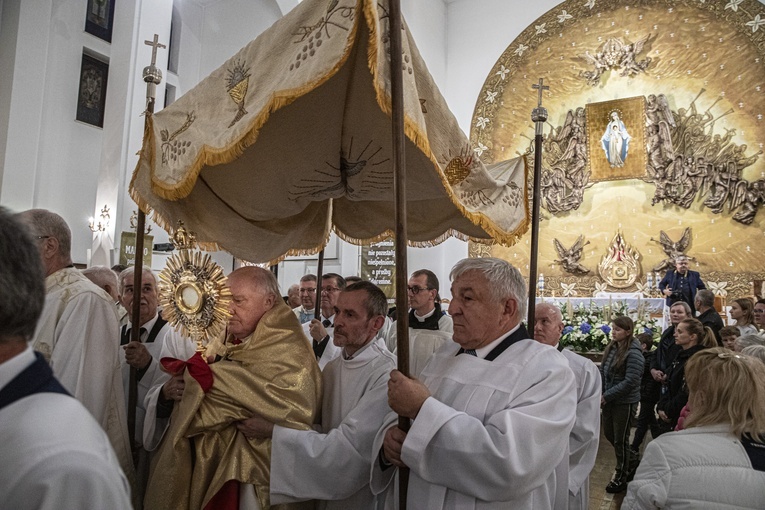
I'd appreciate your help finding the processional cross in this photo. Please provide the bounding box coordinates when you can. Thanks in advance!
[145,34,167,66]
[527,77,550,330]
[532,78,549,109]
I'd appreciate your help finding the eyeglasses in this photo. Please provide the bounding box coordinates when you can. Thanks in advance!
[35,235,51,240]
[299,288,316,294]
[407,286,433,295]
[321,287,341,293]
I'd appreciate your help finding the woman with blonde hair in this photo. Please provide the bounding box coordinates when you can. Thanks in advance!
[599,315,644,493]
[729,297,758,336]
[624,348,765,508]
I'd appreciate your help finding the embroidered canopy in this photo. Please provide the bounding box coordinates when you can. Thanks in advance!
[130,0,529,264]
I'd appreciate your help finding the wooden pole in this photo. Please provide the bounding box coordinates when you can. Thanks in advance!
[527,79,549,330]
[390,0,410,507]
[314,249,325,321]
[128,34,166,466]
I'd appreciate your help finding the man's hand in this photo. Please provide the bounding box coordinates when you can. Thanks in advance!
[387,370,430,419]
[650,368,666,383]
[236,413,275,439]
[308,319,328,342]
[662,287,672,297]
[161,374,185,402]
[382,426,408,468]
[124,341,152,370]
[658,410,670,422]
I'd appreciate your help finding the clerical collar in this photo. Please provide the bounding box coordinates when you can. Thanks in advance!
[0,343,35,392]
[413,307,436,321]
[343,337,375,360]
[128,313,159,334]
[473,323,521,359]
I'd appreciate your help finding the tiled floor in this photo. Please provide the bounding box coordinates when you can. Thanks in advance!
[589,426,648,510]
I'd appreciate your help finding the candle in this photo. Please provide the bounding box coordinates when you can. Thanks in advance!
[647,272,653,290]
[654,272,661,290]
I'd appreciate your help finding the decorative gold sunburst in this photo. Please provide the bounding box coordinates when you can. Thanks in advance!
[158,222,231,354]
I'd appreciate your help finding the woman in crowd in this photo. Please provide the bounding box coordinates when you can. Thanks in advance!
[742,344,765,365]
[649,302,690,435]
[729,297,758,336]
[600,315,644,494]
[624,348,765,509]
[630,333,658,455]
[734,333,765,352]
[656,318,715,431]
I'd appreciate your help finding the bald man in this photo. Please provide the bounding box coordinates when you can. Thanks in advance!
[144,266,321,510]
[534,302,601,510]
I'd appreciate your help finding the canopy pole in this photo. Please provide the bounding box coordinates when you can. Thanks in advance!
[128,34,166,466]
[314,249,325,321]
[390,0,410,507]
[527,79,549,330]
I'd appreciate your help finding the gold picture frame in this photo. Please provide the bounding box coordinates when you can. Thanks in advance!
[586,96,646,182]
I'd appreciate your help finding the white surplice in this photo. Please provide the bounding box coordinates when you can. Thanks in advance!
[270,338,395,509]
[560,348,601,510]
[32,267,133,481]
[140,329,198,452]
[302,314,341,370]
[0,345,132,510]
[371,338,577,509]
[387,312,453,378]
[121,315,193,444]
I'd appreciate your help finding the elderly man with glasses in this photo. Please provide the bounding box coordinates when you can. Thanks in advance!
[303,273,346,370]
[386,269,453,377]
[293,274,317,324]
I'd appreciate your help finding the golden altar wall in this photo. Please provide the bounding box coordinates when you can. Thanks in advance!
[470,0,765,299]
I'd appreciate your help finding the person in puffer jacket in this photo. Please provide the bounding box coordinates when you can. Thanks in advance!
[599,315,644,494]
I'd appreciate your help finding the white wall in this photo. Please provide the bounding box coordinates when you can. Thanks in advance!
[445,0,563,133]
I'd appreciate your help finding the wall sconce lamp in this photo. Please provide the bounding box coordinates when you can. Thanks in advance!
[89,205,111,233]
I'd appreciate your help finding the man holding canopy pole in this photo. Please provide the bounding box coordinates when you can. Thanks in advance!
[372,257,577,509]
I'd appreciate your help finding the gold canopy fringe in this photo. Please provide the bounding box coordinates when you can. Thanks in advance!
[139,4,362,202]
[361,0,530,247]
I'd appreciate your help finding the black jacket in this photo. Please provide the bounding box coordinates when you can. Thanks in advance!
[698,307,724,346]
[657,344,705,427]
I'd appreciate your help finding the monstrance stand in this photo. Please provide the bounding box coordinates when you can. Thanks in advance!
[157,221,231,356]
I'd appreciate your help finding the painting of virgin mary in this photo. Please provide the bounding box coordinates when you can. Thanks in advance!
[601,111,631,168]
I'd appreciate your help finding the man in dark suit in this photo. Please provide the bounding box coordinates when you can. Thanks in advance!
[695,289,724,345]
[659,255,706,315]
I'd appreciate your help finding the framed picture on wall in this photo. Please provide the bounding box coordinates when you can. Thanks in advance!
[76,53,109,128]
[85,0,116,43]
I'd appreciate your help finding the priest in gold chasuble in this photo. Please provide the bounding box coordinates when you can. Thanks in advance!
[144,267,322,510]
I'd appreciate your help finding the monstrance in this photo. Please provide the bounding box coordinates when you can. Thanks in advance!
[157,221,231,356]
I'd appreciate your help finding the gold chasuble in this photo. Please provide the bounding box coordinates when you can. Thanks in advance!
[144,300,322,510]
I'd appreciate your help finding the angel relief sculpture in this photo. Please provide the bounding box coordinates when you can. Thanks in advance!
[650,227,692,273]
[579,35,651,87]
[553,235,591,275]
[642,89,765,225]
[536,107,592,213]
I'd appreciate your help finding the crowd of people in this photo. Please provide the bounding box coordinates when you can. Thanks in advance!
[1,207,764,509]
